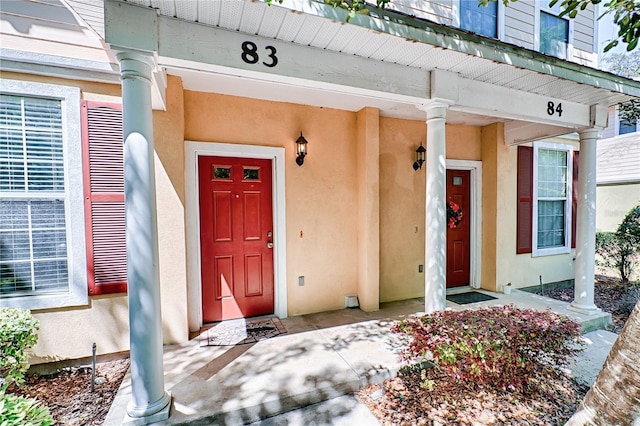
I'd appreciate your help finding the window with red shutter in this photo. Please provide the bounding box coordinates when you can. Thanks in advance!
[517,144,578,255]
[81,101,127,295]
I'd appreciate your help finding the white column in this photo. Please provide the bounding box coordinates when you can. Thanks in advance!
[569,129,601,315]
[420,101,450,313]
[117,49,171,422]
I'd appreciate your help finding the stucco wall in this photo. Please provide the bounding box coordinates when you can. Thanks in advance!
[1,72,189,363]
[379,117,426,302]
[182,89,359,316]
[493,139,578,291]
[596,183,640,232]
[379,118,483,302]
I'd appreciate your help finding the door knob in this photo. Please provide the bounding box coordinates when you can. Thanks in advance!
[267,242,274,249]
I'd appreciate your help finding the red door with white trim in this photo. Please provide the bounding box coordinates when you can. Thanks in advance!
[198,156,274,322]
[446,170,470,288]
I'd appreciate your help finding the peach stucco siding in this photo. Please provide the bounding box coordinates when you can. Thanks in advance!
[1,72,189,363]
[8,71,582,363]
[182,88,361,316]
[493,138,579,292]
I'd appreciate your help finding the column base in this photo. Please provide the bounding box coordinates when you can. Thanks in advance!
[125,392,171,425]
[567,302,602,316]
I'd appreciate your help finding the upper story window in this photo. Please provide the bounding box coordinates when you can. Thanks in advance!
[0,80,87,310]
[540,10,569,59]
[619,117,638,135]
[460,0,498,38]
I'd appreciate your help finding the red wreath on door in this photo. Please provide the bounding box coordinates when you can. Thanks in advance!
[447,201,463,229]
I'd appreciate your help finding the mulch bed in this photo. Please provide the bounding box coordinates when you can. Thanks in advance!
[358,365,589,425]
[7,358,129,425]
[538,275,639,333]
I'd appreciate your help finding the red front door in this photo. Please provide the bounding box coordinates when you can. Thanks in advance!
[446,170,470,288]
[198,156,274,322]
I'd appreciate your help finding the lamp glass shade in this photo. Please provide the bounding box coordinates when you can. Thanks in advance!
[296,133,308,156]
[416,143,426,162]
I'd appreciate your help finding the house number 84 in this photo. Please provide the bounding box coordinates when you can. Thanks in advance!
[547,101,563,117]
[241,41,278,68]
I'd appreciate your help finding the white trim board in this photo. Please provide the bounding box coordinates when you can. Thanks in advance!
[446,159,482,289]
[184,141,287,332]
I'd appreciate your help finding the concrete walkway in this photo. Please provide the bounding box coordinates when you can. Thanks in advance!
[104,290,617,425]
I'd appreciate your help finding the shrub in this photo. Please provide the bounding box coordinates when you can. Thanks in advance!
[0,308,39,389]
[596,205,640,282]
[391,305,583,392]
[0,391,54,426]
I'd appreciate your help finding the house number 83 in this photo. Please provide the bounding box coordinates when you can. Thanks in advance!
[241,41,278,68]
[547,101,563,117]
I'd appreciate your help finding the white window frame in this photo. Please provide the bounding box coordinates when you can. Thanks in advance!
[535,2,574,59]
[532,141,573,257]
[0,80,88,310]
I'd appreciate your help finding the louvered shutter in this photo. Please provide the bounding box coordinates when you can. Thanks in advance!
[81,101,127,295]
[516,146,533,254]
[571,151,579,249]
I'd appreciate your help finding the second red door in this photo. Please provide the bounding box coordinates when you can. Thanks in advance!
[446,169,471,288]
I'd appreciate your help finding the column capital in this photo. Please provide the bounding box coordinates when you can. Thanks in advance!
[113,47,157,83]
[578,127,601,142]
[417,98,454,120]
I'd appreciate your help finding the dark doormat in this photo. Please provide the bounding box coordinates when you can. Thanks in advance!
[200,317,287,347]
[446,291,498,305]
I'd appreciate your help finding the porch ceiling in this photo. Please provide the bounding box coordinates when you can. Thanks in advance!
[87,0,638,125]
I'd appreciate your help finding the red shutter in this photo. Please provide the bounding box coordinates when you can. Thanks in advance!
[81,100,127,295]
[571,150,579,249]
[516,146,533,254]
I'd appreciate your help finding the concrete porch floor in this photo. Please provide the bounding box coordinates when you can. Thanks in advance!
[104,289,615,425]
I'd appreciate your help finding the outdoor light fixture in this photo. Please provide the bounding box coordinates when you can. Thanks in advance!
[295,131,308,166]
[413,141,426,171]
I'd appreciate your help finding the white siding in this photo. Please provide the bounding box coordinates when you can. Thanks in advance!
[572,3,595,53]
[65,0,105,39]
[503,1,535,49]
[597,134,640,184]
[385,0,454,26]
[0,0,112,64]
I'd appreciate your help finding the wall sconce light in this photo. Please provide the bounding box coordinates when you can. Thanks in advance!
[412,141,426,171]
[296,132,308,166]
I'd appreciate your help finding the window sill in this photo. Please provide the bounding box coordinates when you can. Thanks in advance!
[532,246,572,257]
[0,291,89,311]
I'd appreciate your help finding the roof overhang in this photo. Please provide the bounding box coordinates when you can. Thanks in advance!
[100,0,639,142]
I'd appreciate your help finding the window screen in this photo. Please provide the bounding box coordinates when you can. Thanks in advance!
[0,95,68,296]
[536,148,568,250]
[460,0,498,38]
[540,11,569,59]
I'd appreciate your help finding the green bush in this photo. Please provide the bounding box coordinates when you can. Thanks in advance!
[0,308,39,389]
[391,305,583,392]
[596,205,640,282]
[0,391,54,426]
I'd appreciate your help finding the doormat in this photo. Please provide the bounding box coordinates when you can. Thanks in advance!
[200,317,287,347]
[446,291,497,305]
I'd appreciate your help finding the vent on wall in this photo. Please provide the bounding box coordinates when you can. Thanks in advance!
[345,295,359,308]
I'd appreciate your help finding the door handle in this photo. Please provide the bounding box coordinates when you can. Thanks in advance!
[267,242,274,249]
